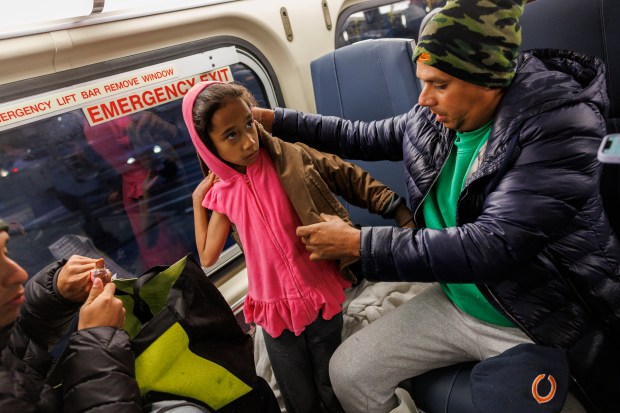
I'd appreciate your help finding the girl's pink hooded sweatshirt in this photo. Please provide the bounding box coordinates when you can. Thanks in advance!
[182,81,349,337]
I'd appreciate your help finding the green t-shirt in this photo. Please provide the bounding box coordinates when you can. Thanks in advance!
[422,121,514,327]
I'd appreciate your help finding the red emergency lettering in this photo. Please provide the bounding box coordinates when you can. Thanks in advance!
[81,88,101,100]
[141,68,174,82]
[0,101,51,123]
[103,77,140,93]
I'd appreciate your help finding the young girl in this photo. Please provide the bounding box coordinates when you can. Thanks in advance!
[182,81,413,413]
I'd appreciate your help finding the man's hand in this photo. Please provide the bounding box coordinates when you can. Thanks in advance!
[251,107,275,133]
[57,255,102,303]
[296,214,361,261]
[78,278,126,330]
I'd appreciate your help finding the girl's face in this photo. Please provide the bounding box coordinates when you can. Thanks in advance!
[0,230,27,328]
[208,97,260,173]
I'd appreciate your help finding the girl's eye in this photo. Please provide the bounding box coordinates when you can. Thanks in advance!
[226,132,238,140]
[246,120,253,128]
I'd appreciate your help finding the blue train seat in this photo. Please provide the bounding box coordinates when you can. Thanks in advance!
[310,38,420,226]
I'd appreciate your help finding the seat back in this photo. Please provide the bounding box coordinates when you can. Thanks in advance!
[521,0,620,132]
[310,38,420,226]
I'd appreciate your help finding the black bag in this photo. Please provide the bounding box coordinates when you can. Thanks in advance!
[114,254,279,412]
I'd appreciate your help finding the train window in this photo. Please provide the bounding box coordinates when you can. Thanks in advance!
[0,45,276,278]
[335,0,446,48]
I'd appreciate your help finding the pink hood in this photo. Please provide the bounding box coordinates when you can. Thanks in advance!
[182,81,241,186]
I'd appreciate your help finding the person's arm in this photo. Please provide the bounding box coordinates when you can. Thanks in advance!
[297,214,361,262]
[192,173,231,267]
[271,107,414,161]
[62,327,142,413]
[253,105,413,161]
[359,109,606,284]
[18,255,100,347]
[299,105,605,284]
[62,279,141,413]
[300,143,415,227]
[0,324,49,412]
[0,260,134,413]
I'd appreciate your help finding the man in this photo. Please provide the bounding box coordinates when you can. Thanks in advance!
[252,0,620,412]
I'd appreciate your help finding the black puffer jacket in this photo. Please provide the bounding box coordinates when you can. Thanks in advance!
[273,49,620,413]
[0,261,141,412]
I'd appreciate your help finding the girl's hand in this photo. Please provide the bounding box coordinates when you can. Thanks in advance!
[192,172,218,203]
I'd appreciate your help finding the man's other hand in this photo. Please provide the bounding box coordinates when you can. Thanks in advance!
[296,214,361,261]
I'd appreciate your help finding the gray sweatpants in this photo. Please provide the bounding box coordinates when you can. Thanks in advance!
[329,283,586,413]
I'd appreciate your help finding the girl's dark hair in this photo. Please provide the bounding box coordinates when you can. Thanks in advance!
[192,82,257,155]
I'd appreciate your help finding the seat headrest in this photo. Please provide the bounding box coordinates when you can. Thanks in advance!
[311,38,421,121]
[521,0,620,132]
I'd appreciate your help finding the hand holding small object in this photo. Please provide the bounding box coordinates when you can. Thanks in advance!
[57,255,104,303]
[78,278,126,330]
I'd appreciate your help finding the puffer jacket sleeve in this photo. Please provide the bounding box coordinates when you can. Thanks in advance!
[361,103,606,283]
[62,327,141,413]
[273,108,410,162]
[0,326,48,413]
[19,260,81,347]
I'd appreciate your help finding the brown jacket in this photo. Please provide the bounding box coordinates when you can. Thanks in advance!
[258,124,412,281]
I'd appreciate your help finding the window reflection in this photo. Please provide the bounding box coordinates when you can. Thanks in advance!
[337,0,446,48]
[0,62,267,277]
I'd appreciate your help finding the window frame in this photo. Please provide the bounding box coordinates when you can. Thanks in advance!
[335,0,431,49]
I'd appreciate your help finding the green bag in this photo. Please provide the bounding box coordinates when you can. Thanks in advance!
[113,255,275,411]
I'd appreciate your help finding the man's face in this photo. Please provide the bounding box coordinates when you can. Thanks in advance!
[416,63,504,132]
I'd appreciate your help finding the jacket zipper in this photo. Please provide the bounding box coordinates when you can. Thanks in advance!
[412,139,455,222]
[243,174,311,314]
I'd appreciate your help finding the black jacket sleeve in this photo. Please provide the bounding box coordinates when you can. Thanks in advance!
[19,260,81,347]
[0,326,46,413]
[361,105,605,283]
[62,327,142,413]
[273,107,410,162]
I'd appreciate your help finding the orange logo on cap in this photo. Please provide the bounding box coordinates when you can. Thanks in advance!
[418,52,432,63]
[531,374,557,404]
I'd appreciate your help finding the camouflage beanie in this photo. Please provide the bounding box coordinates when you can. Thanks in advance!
[413,0,527,88]
[0,219,7,233]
